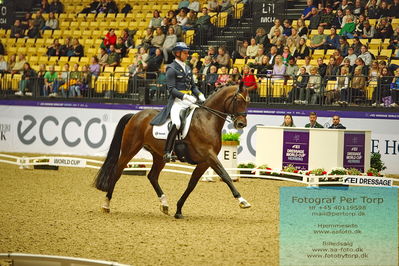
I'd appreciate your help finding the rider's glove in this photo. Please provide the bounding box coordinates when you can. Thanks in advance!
[183,94,197,103]
[198,93,206,103]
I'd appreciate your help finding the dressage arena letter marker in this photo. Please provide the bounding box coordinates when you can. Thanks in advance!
[280,187,398,266]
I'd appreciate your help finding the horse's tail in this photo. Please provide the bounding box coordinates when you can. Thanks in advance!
[94,113,134,192]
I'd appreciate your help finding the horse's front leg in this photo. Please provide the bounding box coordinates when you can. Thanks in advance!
[208,154,251,209]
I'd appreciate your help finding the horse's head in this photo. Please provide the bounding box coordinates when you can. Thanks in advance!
[227,82,250,129]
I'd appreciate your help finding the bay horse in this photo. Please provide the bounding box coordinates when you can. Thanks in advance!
[94,84,251,219]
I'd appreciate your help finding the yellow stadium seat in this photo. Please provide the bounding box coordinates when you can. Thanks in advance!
[80,21,90,29]
[80,57,89,64]
[17,47,27,55]
[391,59,399,65]
[104,66,115,72]
[48,56,58,63]
[96,13,106,20]
[87,48,98,56]
[89,21,99,29]
[70,21,80,29]
[77,13,87,21]
[119,21,128,29]
[367,81,377,100]
[60,21,70,29]
[234,3,244,19]
[99,21,109,29]
[63,30,73,37]
[95,72,112,93]
[35,38,45,47]
[234,58,245,68]
[29,56,39,64]
[37,47,48,56]
[379,49,392,58]
[114,74,129,94]
[69,57,80,63]
[326,80,337,91]
[26,38,36,46]
[58,56,69,63]
[86,13,96,21]
[27,47,37,55]
[72,30,83,38]
[116,13,126,21]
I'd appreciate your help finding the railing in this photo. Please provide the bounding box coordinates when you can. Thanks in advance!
[2,71,399,108]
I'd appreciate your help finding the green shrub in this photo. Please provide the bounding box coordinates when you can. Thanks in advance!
[370,152,386,172]
[237,162,256,169]
[222,132,240,142]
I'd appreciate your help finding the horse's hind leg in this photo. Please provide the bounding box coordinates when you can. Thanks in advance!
[208,154,251,209]
[175,162,209,219]
[102,143,142,212]
[147,154,168,215]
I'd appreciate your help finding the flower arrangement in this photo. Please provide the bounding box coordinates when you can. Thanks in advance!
[329,167,347,175]
[282,164,299,173]
[256,164,272,175]
[346,168,362,175]
[306,168,327,176]
[366,168,383,177]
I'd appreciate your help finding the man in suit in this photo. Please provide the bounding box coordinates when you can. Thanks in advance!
[151,42,206,162]
[305,112,324,128]
[328,115,346,129]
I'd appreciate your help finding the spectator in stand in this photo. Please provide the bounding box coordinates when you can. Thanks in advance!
[338,37,349,57]
[317,57,327,77]
[286,38,297,55]
[353,14,366,37]
[308,66,322,104]
[144,48,163,78]
[338,58,352,77]
[53,63,70,97]
[301,0,316,20]
[136,28,153,50]
[234,40,248,59]
[305,112,324,128]
[205,65,218,95]
[337,0,353,12]
[220,0,232,12]
[195,7,212,44]
[36,64,47,96]
[242,65,258,101]
[332,9,344,29]
[33,10,46,30]
[351,37,362,56]
[329,115,346,129]
[358,45,372,66]
[325,56,339,80]
[249,47,265,69]
[176,9,188,26]
[286,57,299,78]
[291,67,309,103]
[49,0,64,13]
[207,0,220,12]
[79,0,98,14]
[7,55,16,72]
[333,49,344,66]
[149,10,163,29]
[121,29,134,49]
[352,0,364,17]
[167,10,176,20]
[188,53,202,70]
[272,55,286,80]
[103,29,117,48]
[71,38,84,57]
[105,45,120,67]
[216,46,231,68]
[375,18,393,39]
[11,54,27,74]
[296,19,309,38]
[26,20,41,38]
[391,0,399,18]
[182,10,197,31]
[281,46,293,65]
[162,27,177,63]
[150,27,165,56]
[255,27,270,48]
[79,65,92,97]
[246,38,259,59]
[366,0,381,19]
[287,27,300,47]
[89,56,101,78]
[0,40,4,55]
[47,38,61,56]
[188,0,200,12]
[343,47,357,66]
[389,68,399,107]
[326,26,340,49]
[266,45,279,65]
[115,37,127,58]
[389,27,399,51]
[294,38,310,59]
[0,55,8,74]
[178,0,190,12]
[379,1,390,18]
[21,12,32,30]
[361,20,376,39]
[275,39,285,55]
[353,57,368,76]
[215,66,231,88]
[199,56,213,80]
[15,63,36,96]
[283,19,293,37]
[230,67,241,85]
[308,8,322,30]
[310,26,327,49]
[160,18,170,34]
[339,16,355,38]
[346,66,366,104]
[268,19,284,39]
[41,0,51,13]
[341,9,355,29]
[326,66,350,104]
[98,47,108,67]
[320,6,335,28]
[10,20,24,38]
[368,61,380,82]
[170,18,183,41]
[69,63,82,97]
[207,46,218,62]
[43,12,58,31]
[257,55,273,74]
[270,29,285,47]
[43,65,58,96]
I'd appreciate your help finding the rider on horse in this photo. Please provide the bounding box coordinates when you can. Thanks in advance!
[150,42,206,162]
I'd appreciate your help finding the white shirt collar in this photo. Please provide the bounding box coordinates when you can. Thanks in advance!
[175,59,187,72]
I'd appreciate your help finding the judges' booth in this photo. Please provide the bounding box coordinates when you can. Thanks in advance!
[256,126,371,172]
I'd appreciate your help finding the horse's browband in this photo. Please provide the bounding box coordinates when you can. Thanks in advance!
[237,93,249,103]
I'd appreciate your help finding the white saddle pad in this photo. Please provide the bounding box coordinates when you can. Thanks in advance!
[152,106,197,140]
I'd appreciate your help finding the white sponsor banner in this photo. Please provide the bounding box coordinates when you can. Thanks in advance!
[343,176,394,187]
[49,157,87,167]
[0,104,398,174]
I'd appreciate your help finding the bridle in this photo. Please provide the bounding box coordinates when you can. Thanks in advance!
[198,89,249,123]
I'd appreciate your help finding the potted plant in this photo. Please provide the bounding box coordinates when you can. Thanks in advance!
[221,132,240,146]
[366,168,383,177]
[123,163,147,176]
[257,164,272,175]
[281,164,301,180]
[237,162,256,177]
[346,168,362,176]
[33,159,59,170]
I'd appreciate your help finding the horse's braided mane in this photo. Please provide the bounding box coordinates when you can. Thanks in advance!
[204,85,237,104]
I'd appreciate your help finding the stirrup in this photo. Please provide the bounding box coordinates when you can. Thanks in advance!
[163,152,177,163]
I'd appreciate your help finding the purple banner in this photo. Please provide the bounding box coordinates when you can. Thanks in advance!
[343,133,365,172]
[282,130,309,170]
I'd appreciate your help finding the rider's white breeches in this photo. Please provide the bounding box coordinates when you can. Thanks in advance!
[171,98,194,130]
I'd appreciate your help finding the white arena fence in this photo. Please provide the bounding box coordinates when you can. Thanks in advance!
[0,252,129,266]
[0,153,397,188]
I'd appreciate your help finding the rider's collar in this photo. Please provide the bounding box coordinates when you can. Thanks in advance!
[175,59,187,72]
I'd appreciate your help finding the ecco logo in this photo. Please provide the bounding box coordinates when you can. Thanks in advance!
[17,115,106,148]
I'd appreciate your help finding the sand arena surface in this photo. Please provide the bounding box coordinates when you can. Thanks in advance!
[0,161,304,265]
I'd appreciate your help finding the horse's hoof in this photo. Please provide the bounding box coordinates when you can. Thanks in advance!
[160,204,169,215]
[174,213,184,219]
[239,201,251,209]
[101,206,110,213]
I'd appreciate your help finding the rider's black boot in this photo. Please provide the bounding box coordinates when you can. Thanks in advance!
[163,125,178,162]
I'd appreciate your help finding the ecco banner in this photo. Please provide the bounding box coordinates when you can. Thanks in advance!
[0,103,398,174]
